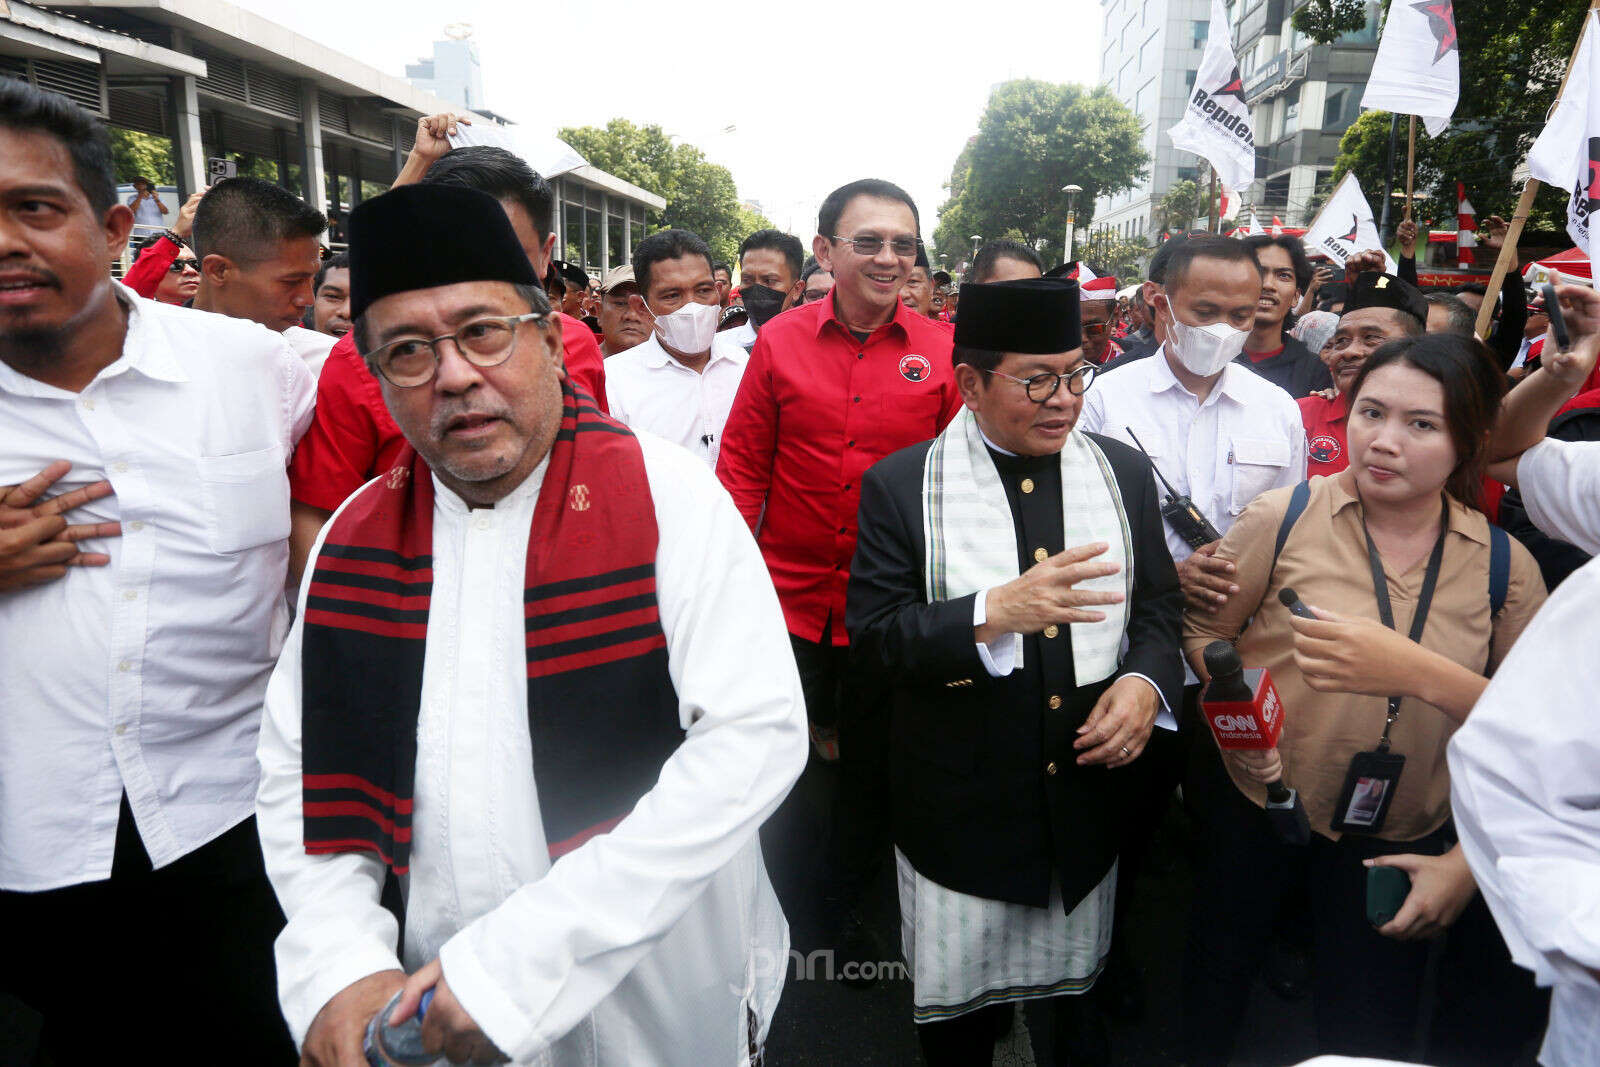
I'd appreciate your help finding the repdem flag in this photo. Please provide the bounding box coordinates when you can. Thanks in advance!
[1168,0,1257,191]
[1360,1,1460,136]
[1527,10,1600,260]
[1303,172,1396,271]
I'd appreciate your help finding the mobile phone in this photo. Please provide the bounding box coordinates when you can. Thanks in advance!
[1365,864,1411,927]
[1539,282,1570,353]
[207,157,238,183]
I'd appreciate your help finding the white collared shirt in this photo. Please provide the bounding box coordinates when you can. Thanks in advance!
[1518,439,1600,555]
[257,431,807,1063]
[284,324,337,379]
[0,285,314,890]
[605,331,749,467]
[1079,344,1307,564]
[1450,555,1600,1067]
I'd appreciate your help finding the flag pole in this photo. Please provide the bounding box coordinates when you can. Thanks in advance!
[1208,165,1219,234]
[1473,0,1600,340]
[1403,115,1417,224]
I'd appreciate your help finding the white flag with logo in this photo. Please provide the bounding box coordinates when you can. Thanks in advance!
[1303,172,1396,271]
[1168,0,1257,191]
[1360,0,1460,137]
[1527,10,1600,260]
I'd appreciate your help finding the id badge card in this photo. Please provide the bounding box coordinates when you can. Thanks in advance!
[1330,749,1406,835]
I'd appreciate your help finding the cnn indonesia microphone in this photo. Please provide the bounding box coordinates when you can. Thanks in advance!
[1199,639,1311,845]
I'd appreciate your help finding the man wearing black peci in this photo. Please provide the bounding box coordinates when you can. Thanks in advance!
[848,278,1182,1065]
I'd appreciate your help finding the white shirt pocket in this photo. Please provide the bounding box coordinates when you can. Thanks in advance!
[1228,436,1290,516]
[198,443,290,553]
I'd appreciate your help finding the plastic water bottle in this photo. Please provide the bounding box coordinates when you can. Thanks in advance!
[363,989,439,1066]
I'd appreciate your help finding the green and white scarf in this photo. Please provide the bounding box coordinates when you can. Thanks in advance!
[922,407,1132,686]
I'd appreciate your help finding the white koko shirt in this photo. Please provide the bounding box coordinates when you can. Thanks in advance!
[258,431,807,1064]
[604,331,748,468]
[1078,345,1307,565]
[1448,438,1600,1067]
[0,285,314,890]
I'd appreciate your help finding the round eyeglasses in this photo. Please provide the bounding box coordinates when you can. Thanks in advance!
[985,364,1097,402]
[371,312,547,387]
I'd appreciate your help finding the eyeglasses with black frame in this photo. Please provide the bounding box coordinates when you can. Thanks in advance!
[168,258,200,273]
[371,312,547,387]
[831,233,923,258]
[985,364,1097,402]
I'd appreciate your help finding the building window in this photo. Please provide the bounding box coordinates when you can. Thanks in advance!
[1323,83,1362,130]
[1185,69,1198,91]
[1192,20,1209,48]
[1337,0,1382,45]
[1283,85,1302,136]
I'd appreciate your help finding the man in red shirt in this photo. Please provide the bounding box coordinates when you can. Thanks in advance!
[288,141,607,582]
[717,178,962,967]
[1298,271,1425,478]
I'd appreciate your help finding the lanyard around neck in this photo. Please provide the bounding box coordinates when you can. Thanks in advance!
[1360,496,1449,752]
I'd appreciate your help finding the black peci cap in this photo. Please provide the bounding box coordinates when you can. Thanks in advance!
[1344,271,1427,327]
[953,277,1082,354]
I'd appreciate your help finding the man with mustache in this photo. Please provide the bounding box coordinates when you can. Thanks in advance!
[0,79,310,1062]
[258,183,806,1066]
[1298,270,1427,479]
[1236,234,1332,399]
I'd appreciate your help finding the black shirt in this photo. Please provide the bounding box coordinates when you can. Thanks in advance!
[1234,334,1331,399]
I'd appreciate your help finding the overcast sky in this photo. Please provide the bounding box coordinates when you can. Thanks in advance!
[234,0,1108,246]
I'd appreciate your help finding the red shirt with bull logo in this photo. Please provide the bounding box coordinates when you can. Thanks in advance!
[717,297,962,644]
[1298,392,1349,479]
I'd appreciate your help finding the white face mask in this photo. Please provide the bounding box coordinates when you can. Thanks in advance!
[649,299,721,355]
[1163,297,1249,377]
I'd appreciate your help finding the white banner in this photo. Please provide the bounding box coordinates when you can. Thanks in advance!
[1527,11,1600,261]
[448,123,589,180]
[1168,0,1257,191]
[1303,172,1396,271]
[1360,0,1460,137]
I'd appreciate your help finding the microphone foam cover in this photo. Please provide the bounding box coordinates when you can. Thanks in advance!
[1202,639,1243,679]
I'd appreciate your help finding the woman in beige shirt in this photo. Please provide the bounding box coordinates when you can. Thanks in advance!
[1180,332,1548,1064]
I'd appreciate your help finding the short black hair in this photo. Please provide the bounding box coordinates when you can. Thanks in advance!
[1425,292,1475,335]
[971,239,1043,283]
[425,146,554,241]
[314,251,349,294]
[932,270,952,287]
[801,256,827,284]
[632,228,714,295]
[1240,233,1312,290]
[952,345,1005,372]
[1452,283,1489,298]
[191,177,326,263]
[739,229,804,282]
[1161,235,1262,294]
[0,77,117,214]
[712,261,731,277]
[559,262,590,290]
[817,178,919,239]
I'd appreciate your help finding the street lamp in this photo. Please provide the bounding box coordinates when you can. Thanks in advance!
[1062,184,1083,263]
[970,234,981,262]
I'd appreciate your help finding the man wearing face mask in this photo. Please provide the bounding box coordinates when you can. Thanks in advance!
[1081,235,1305,628]
[606,229,748,468]
[725,229,805,352]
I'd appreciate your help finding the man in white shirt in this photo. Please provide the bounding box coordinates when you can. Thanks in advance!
[190,174,337,376]
[260,184,806,1065]
[0,80,312,1063]
[1452,286,1600,1067]
[1079,235,1307,614]
[606,228,749,468]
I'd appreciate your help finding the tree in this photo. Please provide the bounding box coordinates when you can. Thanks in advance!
[108,128,173,186]
[933,80,1148,268]
[1328,1,1594,235]
[558,118,772,266]
[1291,0,1369,41]
[1157,179,1206,233]
[1078,231,1151,285]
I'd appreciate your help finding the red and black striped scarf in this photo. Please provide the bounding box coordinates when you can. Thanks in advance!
[299,383,681,875]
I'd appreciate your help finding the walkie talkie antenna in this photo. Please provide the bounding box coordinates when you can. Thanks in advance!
[1125,426,1182,498]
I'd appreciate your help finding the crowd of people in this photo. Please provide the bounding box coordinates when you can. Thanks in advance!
[2,79,1598,1067]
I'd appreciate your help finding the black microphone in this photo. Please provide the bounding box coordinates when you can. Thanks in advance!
[1278,586,1316,620]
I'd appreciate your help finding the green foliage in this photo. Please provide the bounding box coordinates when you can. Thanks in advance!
[1157,179,1206,232]
[108,128,173,186]
[558,119,771,265]
[1331,2,1595,234]
[932,80,1148,269]
[1077,230,1150,284]
[1291,0,1370,43]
